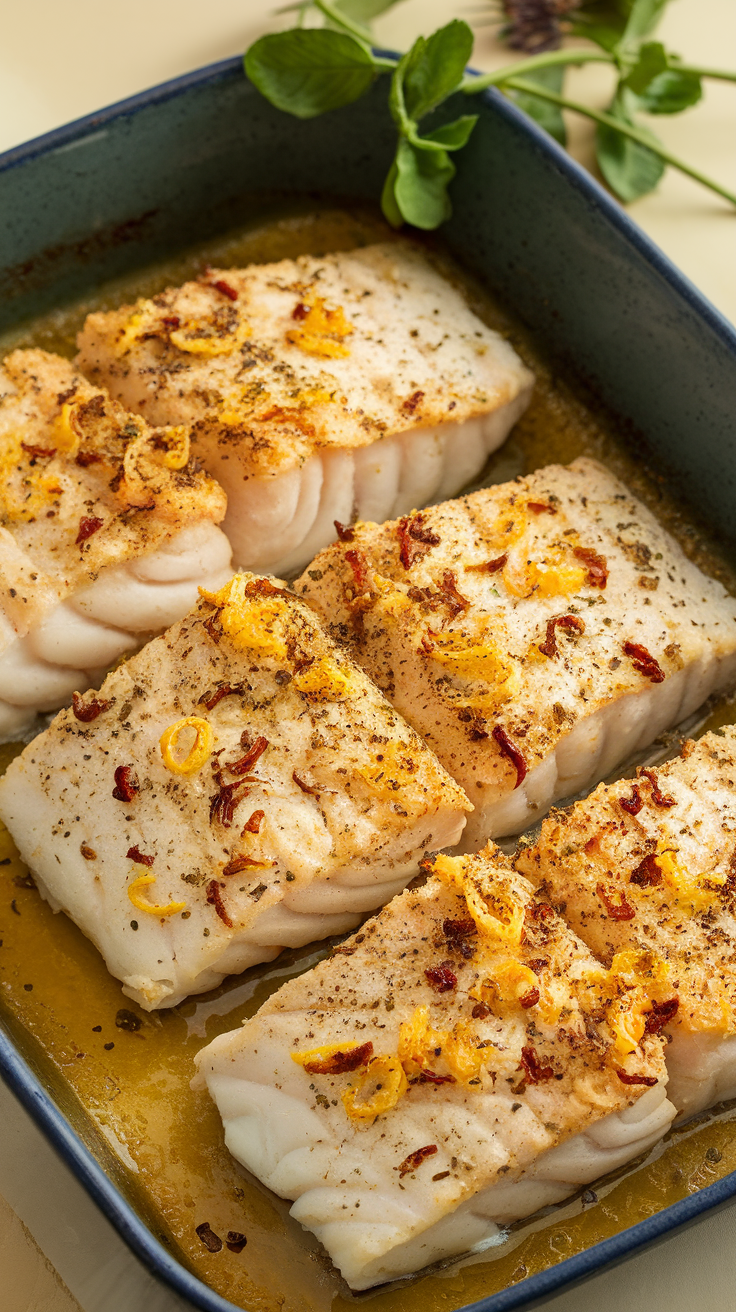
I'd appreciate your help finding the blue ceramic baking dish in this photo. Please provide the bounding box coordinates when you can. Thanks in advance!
[2,52,736,1312]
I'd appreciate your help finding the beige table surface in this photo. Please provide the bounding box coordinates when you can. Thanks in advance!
[0,2,735,1310]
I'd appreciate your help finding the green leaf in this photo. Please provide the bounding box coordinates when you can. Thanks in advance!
[244,29,376,119]
[624,40,668,93]
[402,20,474,122]
[620,0,669,43]
[637,67,702,113]
[511,65,567,147]
[393,137,456,229]
[420,114,479,151]
[596,98,665,201]
[380,157,404,228]
[335,0,402,19]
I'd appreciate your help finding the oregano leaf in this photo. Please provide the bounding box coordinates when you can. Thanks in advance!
[637,67,702,113]
[335,0,402,20]
[511,65,567,147]
[624,41,668,94]
[393,138,456,229]
[380,156,404,228]
[596,99,665,201]
[402,19,474,122]
[244,29,377,119]
[420,115,479,152]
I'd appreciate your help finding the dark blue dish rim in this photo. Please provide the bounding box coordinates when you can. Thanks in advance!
[2,51,736,1312]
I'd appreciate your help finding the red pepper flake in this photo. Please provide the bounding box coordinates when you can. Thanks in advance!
[467,553,508,575]
[76,515,104,545]
[210,775,248,827]
[573,546,608,589]
[344,547,369,592]
[492,725,527,789]
[443,916,477,959]
[126,845,154,867]
[398,1143,437,1177]
[409,571,469,621]
[293,771,320,796]
[623,640,665,684]
[334,520,355,542]
[528,501,557,515]
[620,784,643,816]
[519,1045,554,1083]
[222,852,274,877]
[244,577,290,600]
[112,765,139,802]
[292,301,310,320]
[199,683,244,712]
[302,1041,374,1075]
[414,1069,456,1085]
[519,987,540,1009]
[424,962,457,993]
[71,692,111,722]
[629,854,662,887]
[615,1068,658,1087]
[195,1222,223,1253]
[538,614,585,659]
[211,279,238,301]
[206,879,233,928]
[161,315,181,331]
[596,883,636,920]
[526,957,549,974]
[471,1002,492,1020]
[639,768,676,808]
[21,442,56,461]
[228,735,269,776]
[241,809,265,835]
[75,450,102,467]
[644,997,679,1034]
[225,1232,247,1254]
[397,513,441,569]
[402,390,425,414]
[526,901,555,924]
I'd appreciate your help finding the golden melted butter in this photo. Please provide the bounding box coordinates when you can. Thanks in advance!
[3,206,736,1310]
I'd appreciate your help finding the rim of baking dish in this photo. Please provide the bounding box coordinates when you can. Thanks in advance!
[1,51,736,1312]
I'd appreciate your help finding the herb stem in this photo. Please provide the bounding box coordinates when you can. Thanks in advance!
[312,0,374,46]
[461,48,612,94]
[504,77,736,207]
[673,64,736,85]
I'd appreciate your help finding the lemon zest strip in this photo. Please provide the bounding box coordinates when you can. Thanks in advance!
[160,716,214,774]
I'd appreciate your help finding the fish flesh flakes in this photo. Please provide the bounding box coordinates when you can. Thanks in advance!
[517,725,736,1121]
[0,574,469,1010]
[294,457,736,846]
[0,349,232,737]
[76,243,533,575]
[195,844,674,1289]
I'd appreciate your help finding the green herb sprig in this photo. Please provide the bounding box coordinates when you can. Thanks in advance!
[244,0,736,229]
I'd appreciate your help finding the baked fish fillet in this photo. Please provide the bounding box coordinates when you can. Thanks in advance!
[0,575,468,1009]
[195,845,674,1290]
[0,349,232,738]
[76,242,533,576]
[517,727,736,1121]
[295,458,736,846]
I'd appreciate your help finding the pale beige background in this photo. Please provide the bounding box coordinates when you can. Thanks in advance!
[1,2,735,1310]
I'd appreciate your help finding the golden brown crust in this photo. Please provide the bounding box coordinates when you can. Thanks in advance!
[0,349,226,640]
[516,727,736,1036]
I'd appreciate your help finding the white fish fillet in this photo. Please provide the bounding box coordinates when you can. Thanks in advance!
[0,574,469,1009]
[294,458,736,845]
[517,727,736,1122]
[196,845,674,1289]
[0,349,232,737]
[76,243,533,575]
